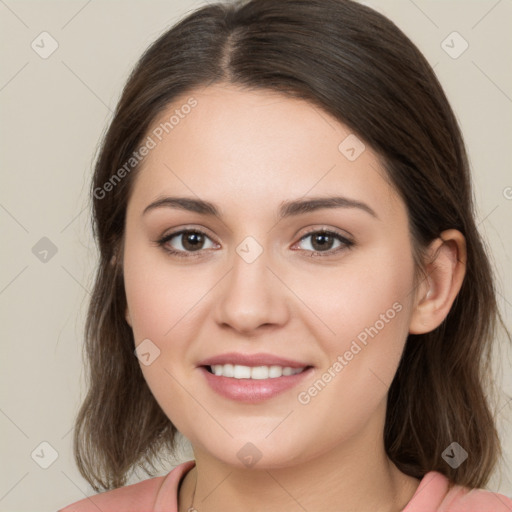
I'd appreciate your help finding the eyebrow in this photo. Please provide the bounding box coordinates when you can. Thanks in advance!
[143,195,378,219]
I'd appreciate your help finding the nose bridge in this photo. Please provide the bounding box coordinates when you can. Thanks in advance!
[213,234,289,332]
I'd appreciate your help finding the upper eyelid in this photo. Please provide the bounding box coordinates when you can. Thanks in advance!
[158,226,218,244]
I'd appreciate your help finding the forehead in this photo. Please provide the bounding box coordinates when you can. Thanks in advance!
[129,84,402,220]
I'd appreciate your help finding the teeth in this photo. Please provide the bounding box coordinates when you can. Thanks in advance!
[234,365,251,379]
[210,364,305,379]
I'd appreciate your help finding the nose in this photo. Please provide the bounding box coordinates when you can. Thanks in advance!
[213,244,290,335]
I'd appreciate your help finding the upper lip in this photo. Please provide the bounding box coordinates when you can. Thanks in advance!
[198,352,311,369]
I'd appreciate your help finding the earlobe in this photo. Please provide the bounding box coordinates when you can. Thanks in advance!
[125,307,132,327]
[409,229,466,334]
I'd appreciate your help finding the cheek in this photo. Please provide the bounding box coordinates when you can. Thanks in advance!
[290,245,414,345]
[294,244,415,402]
[123,241,200,341]
[123,243,201,431]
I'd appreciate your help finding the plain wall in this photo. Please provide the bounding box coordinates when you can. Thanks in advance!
[0,0,511,510]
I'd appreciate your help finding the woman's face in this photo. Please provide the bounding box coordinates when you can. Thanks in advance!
[123,83,420,468]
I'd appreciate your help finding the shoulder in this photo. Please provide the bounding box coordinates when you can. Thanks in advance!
[57,476,166,512]
[404,471,512,512]
[57,460,196,512]
[440,480,512,512]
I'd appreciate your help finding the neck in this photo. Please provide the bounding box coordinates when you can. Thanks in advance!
[178,405,420,512]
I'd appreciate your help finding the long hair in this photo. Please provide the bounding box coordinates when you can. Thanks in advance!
[74,0,508,491]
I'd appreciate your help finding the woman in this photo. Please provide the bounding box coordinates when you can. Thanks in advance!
[59,0,512,510]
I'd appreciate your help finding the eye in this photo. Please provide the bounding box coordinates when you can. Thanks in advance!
[293,229,354,256]
[156,227,354,259]
[157,229,218,257]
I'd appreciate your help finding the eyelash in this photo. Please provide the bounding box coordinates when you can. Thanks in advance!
[156,227,354,259]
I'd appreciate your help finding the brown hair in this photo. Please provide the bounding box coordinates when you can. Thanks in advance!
[74,0,509,492]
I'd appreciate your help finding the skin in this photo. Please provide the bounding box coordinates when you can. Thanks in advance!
[123,83,466,512]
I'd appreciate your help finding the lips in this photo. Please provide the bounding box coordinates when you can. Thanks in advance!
[197,352,314,403]
[198,352,310,369]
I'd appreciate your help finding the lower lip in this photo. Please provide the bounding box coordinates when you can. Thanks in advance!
[199,366,314,403]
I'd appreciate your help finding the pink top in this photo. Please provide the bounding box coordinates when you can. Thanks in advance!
[59,460,512,511]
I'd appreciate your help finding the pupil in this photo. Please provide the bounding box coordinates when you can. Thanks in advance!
[183,232,203,251]
[312,233,332,251]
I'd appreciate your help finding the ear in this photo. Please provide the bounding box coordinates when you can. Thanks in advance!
[409,229,466,334]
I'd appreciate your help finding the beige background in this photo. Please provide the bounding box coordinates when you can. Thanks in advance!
[1,0,511,510]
